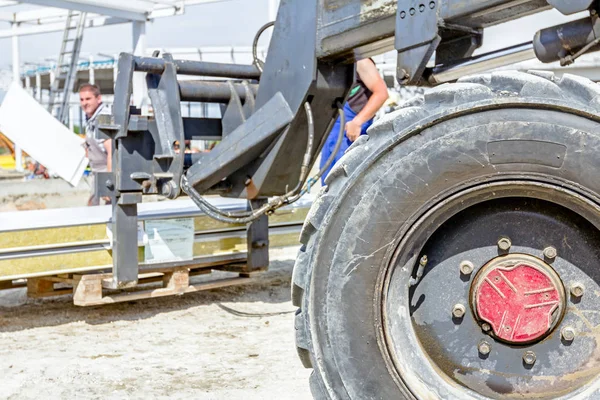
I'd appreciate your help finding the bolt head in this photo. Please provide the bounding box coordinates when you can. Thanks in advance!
[141,180,152,190]
[460,260,475,275]
[571,283,585,298]
[523,351,536,365]
[543,246,557,260]
[497,237,512,251]
[561,327,576,342]
[478,341,491,355]
[419,4,425,12]
[161,181,179,199]
[409,7,416,15]
[105,179,114,190]
[400,10,406,18]
[481,323,491,332]
[452,304,466,319]
[429,1,436,9]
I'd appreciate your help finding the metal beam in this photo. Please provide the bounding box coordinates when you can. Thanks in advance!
[132,20,147,108]
[0,0,232,34]
[0,8,72,23]
[11,23,23,173]
[16,0,148,22]
[0,15,127,38]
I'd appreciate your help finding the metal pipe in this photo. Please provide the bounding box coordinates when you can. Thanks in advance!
[133,56,261,80]
[178,81,258,103]
[428,42,535,84]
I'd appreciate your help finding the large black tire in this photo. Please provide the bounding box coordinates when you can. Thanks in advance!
[293,71,600,399]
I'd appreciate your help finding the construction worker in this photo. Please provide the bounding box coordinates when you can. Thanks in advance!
[80,83,111,206]
[320,58,389,184]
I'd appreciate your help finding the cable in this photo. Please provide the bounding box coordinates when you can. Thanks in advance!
[252,21,275,73]
[290,102,315,194]
[182,103,311,222]
[182,101,333,224]
[297,107,346,197]
[217,303,296,317]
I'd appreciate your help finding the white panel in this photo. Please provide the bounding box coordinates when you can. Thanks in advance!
[0,83,88,186]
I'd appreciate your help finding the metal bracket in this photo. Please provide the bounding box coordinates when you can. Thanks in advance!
[245,198,269,274]
[436,24,483,65]
[107,193,140,289]
[242,81,256,118]
[95,171,116,199]
[113,53,135,140]
[222,81,246,136]
[145,53,186,199]
[185,91,294,194]
[395,0,441,84]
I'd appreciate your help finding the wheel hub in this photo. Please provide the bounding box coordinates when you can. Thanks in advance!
[471,254,565,344]
[383,191,600,399]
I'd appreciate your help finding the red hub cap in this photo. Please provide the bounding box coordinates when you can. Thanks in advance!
[472,254,565,344]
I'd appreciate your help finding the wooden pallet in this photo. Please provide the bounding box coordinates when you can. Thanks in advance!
[0,279,26,291]
[22,266,260,306]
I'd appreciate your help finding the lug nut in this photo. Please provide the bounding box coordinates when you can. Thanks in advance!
[478,340,491,356]
[543,246,557,260]
[452,304,466,319]
[481,322,491,332]
[523,351,536,366]
[561,327,576,342]
[571,283,585,298]
[497,237,512,251]
[460,260,474,275]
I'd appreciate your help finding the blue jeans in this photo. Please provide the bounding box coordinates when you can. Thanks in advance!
[320,103,373,184]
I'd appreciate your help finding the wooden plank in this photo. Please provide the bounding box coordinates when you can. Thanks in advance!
[72,272,257,307]
[0,280,14,290]
[163,268,189,293]
[28,287,72,298]
[26,278,55,298]
[38,276,75,285]
[72,273,106,305]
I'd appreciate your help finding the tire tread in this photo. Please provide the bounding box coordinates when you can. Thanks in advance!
[292,70,600,399]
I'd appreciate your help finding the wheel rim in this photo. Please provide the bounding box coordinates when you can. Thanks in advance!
[380,180,600,399]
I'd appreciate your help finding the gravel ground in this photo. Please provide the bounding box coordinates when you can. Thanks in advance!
[0,247,312,400]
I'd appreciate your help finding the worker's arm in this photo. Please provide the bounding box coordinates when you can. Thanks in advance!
[345,59,389,142]
[103,140,112,172]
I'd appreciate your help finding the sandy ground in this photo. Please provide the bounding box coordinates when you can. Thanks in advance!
[0,247,312,400]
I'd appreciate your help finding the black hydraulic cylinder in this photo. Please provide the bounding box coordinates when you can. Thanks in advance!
[534,17,599,63]
[179,81,258,103]
[133,56,261,80]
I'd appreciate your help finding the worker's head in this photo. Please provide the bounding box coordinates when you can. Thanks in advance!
[79,83,102,118]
